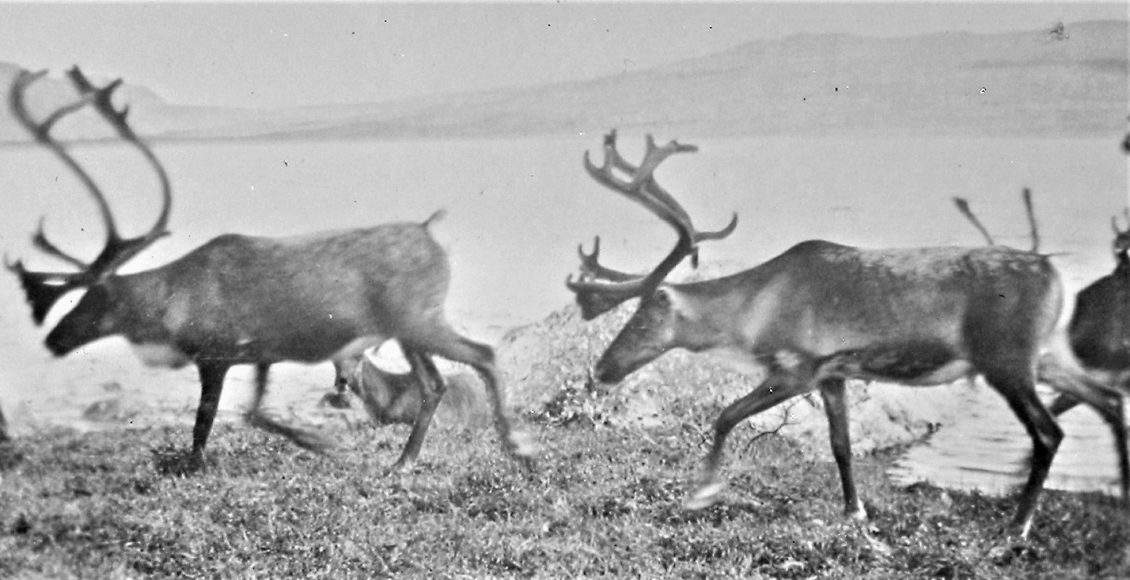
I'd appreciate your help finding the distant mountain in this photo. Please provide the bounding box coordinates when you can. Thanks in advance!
[0,62,271,142]
[1,20,1125,142]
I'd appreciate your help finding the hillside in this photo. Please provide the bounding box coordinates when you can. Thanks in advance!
[495,300,969,460]
[0,20,1124,142]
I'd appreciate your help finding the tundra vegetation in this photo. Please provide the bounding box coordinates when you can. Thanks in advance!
[1,302,1128,578]
[563,131,1126,541]
[2,70,1128,579]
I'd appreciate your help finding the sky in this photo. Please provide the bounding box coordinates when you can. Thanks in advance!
[0,2,1125,110]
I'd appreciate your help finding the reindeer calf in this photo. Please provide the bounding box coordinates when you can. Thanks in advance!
[330,354,491,430]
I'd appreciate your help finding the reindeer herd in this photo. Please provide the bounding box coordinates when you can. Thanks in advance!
[3,66,1130,538]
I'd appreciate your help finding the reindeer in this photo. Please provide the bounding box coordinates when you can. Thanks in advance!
[1056,126,1130,413]
[328,351,489,429]
[6,67,535,471]
[955,198,1130,417]
[1061,212,1130,397]
[566,130,1127,538]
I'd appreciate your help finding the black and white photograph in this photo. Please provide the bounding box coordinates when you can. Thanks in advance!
[0,2,1127,577]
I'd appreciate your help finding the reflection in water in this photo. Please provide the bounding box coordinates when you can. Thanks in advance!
[890,384,1124,497]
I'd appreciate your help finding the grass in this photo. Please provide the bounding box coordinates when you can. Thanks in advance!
[1,417,1127,579]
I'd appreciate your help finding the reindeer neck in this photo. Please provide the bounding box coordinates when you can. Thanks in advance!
[108,270,177,341]
[664,268,777,352]
[1116,253,1130,277]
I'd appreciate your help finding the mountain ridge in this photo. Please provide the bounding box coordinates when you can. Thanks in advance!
[0,19,1124,142]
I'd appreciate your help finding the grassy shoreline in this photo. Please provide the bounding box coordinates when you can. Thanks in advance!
[1,420,1127,578]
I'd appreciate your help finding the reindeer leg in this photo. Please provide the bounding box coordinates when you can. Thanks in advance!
[245,362,334,455]
[331,359,350,395]
[351,366,394,425]
[391,348,446,470]
[423,326,538,469]
[1063,394,1127,503]
[1046,393,1082,417]
[1038,360,1128,501]
[320,358,354,409]
[984,368,1064,539]
[687,367,813,510]
[1037,354,1088,418]
[819,377,867,520]
[191,361,230,471]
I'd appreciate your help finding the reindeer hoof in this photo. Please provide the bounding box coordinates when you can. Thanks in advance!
[845,500,868,521]
[507,429,540,459]
[685,482,726,511]
[319,392,353,409]
[390,455,419,473]
[188,455,207,473]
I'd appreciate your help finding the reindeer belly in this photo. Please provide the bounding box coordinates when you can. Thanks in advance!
[706,345,770,376]
[131,342,193,369]
[818,341,972,386]
[261,326,378,363]
[237,303,387,363]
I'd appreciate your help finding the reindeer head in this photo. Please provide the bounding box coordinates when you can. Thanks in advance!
[7,67,171,355]
[565,130,737,382]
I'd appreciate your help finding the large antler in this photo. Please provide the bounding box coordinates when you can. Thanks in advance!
[6,66,172,323]
[566,130,738,319]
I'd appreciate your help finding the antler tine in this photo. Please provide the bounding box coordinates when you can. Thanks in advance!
[584,133,683,213]
[9,70,90,137]
[632,136,733,268]
[9,69,124,252]
[32,217,89,269]
[576,236,642,283]
[635,135,740,250]
[583,132,702,241]
[637,172,738,267]
[601,129,638,175]
[39,97,95,133]
[67,66,172,272]
[692,213,739,244]
[631,134,699,189]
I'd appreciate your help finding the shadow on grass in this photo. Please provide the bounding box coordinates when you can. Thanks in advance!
[150,443,204,477]
[0,441,25,472]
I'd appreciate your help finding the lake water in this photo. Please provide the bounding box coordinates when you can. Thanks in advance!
[1,134,1126,494]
